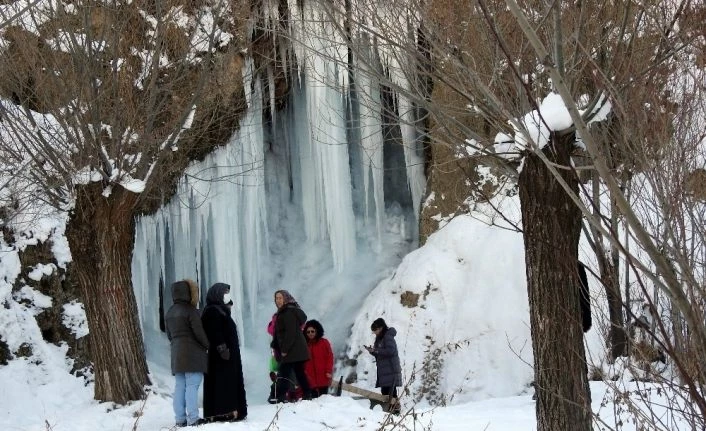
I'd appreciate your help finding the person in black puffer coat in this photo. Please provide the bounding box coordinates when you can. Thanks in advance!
[365,317,402,412]
[201,283,248,422]
[272,289,311,402]
[165,279,209,427]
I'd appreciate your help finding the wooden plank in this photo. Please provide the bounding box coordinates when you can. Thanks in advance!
[338,382,389,403]
[331,377,401,413]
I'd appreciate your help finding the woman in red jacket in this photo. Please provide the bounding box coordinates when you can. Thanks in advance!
[303,320,334,397]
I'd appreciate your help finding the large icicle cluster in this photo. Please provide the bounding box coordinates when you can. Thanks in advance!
[280,0,428,255]
[131,0,428,397]
[287,1,356,269]
[133,58,267,363]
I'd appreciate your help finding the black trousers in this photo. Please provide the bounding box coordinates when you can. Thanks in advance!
[381,386,398,398]
[381,386,400,413]
[275,360,311,401]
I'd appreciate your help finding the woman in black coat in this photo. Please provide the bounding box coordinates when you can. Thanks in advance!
[201,283,247,421]
[272,289,312,402]
[365,318,402,405]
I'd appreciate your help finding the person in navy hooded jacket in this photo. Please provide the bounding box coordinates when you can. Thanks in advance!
[365,317,402,412]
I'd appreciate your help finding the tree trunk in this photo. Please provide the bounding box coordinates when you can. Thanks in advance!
[589,174,628,360]
[66,182,150,404]
[598,251,627,360]
[518,134,592,431]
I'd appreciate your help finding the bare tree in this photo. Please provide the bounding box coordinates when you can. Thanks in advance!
[0,0,251,403]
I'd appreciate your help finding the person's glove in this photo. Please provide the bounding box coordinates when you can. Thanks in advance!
[216,343,230,361]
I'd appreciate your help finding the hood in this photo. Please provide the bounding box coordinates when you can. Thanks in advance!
[171,280,191,304]
[385,327,397,338]
[281,303,307,325]
[294,307,307,325]
[186,279,199,306]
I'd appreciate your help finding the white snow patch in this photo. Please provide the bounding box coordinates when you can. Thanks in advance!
[27,263,56,281]
[62,301,89,339]
[513,92,573,150]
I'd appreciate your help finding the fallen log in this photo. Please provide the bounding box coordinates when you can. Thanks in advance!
[331,377,400,413]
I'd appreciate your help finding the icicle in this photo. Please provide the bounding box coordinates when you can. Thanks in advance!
[320,71,356,269]
[238,74,268,323]
[398,93,426,219]
[286,1,356,270]
[279,42,289,83]
[356,53,385,248]
[132,62,269,362]
[388,67,425,220]
[243,58,253,108]
[268,65,276,130]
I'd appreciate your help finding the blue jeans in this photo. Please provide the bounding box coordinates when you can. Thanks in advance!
[173,372,203,425]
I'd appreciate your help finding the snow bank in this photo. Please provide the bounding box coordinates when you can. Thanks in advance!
[347,195,534,406]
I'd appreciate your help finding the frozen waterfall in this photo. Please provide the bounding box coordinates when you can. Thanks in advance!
[131,2,427,402]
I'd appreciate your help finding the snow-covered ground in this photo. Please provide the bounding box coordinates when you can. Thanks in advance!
[1,359,540,431]
[0,354,675,431]
[0,200,687,431]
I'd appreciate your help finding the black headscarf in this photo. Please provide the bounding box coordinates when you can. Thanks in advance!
[205,282,231,316]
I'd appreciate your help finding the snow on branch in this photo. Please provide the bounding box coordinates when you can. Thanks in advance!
[493,91,613,162]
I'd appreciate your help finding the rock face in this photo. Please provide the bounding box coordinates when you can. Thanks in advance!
[419,82,512,243]
[4,238,91,376]
[0,328,9,365]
